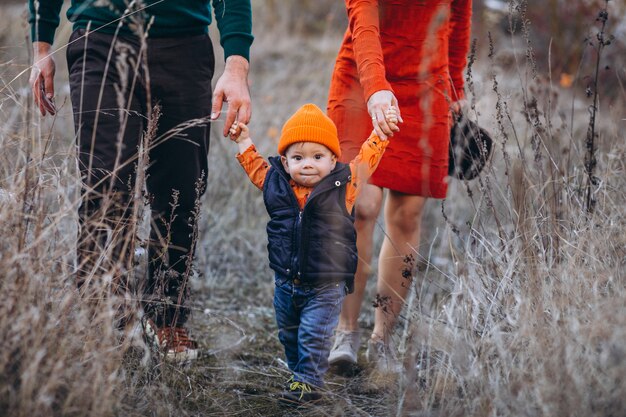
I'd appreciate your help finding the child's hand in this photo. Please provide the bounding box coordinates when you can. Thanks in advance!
[378,106,399,140]
[386,106,399,128]
[229,121,250,143]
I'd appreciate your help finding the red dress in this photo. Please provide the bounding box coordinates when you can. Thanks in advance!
[328,0,473,198]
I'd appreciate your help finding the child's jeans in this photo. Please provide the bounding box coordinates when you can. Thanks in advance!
[273,276,348,388]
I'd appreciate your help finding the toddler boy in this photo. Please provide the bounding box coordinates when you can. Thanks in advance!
[229,103,398,405]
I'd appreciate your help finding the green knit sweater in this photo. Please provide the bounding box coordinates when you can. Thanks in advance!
[29,0,253,60]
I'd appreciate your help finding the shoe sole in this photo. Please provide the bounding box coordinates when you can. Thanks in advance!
[330,358,361,376]
[328,350,356,364]
[166,349,200,363]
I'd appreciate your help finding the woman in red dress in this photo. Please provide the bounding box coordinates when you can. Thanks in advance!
[327,0,473,372]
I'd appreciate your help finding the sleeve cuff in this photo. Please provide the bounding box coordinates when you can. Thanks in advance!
[236,143,256,161]
[362,77,394,103]
[223,34,254,62]
[31,23,57,44]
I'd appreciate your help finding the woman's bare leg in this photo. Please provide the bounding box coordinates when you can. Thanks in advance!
[371,190,426,343]
[335,183,384,332]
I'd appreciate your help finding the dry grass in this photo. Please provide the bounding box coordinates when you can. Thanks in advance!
[1,1,625,416]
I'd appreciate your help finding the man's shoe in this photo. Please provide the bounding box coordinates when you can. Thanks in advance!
[365,338,402,374]
[279,380,322,406]
[143,319,199,363]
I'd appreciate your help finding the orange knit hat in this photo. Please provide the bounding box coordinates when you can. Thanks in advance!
[277,103,341,157]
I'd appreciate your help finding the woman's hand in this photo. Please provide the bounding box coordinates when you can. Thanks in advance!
[367,90,403,140]
[450,98,467,116]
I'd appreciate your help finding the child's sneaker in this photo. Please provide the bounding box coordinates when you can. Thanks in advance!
[365,338,402,374]
[329,330,361,367]
[279,380,322,406]
[143,318,199,363]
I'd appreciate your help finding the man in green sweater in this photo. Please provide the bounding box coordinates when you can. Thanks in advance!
[28,0,254,362]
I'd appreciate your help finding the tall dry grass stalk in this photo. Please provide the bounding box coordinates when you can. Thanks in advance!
[0,1,624,416]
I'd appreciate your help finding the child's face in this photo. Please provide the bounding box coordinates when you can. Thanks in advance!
[281,142,337,187]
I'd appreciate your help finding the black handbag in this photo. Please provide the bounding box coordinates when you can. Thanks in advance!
[448,114,494,180]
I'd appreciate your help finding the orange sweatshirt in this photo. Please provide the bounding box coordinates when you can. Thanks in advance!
[236,132,389,211]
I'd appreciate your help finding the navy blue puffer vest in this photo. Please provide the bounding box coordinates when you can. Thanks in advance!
[263,157,357,292]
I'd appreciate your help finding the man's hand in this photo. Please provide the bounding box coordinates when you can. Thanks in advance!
[211,55,251,137]
[367,90,403,140]
[30,42,57,116]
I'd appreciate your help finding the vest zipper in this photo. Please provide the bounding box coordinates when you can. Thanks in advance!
[297,207,306,279]
[291,209,303,279]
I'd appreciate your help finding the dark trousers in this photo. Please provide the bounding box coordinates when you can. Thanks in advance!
[66,29,215,326]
